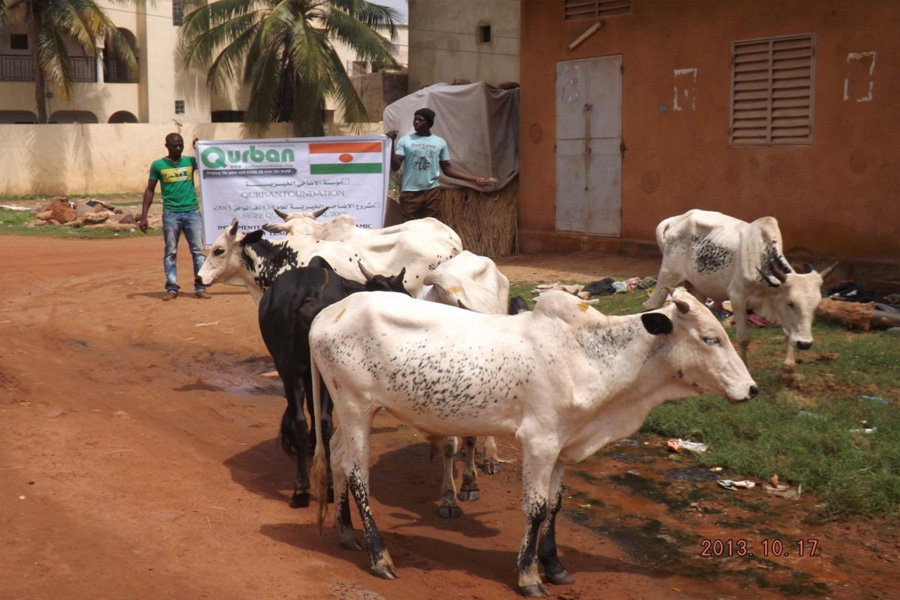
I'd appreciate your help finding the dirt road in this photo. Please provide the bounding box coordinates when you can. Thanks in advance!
[1,235,896,600]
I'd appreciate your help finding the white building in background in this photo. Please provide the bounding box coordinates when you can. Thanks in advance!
[0,0,407,126]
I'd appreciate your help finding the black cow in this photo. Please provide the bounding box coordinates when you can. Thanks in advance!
[258,255,408,508]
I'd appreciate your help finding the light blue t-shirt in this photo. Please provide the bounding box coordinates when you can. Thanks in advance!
[396,133,450,192]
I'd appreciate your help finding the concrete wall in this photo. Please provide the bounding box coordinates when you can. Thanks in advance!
[408,0,519,90]
[519,0,900,277]
[0,122,382,196]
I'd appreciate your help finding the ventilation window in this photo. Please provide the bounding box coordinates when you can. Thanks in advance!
[10,34,28,50]
[173,0,183,26]
[730,34,815,146]
[478,25,492,44]
[564,0,632,21]
[174,100,185,115]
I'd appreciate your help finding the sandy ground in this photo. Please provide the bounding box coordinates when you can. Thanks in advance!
[1,235,897,600]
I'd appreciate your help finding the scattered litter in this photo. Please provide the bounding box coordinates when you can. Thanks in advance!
[746,314,768,327]
[19,495,26,500]
[0,204,30,211]
[636,276,657,291]
[260,371,280,378]
[626,469,641,476]
[624,276,642,290]
[722,300,733,312]
[709,467,723,472]
[860,395,888,405]
[850,420,877,434]
[717,479,756,491]
[195,321,219,327]
[612,281,628,293]
[578,503,592,509]
[667,438,708,453]
[762,475,802,500]
[582,278,617,297]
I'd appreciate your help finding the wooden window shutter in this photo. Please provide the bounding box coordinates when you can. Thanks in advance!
[731,34,815,146]
[564,0,632,21]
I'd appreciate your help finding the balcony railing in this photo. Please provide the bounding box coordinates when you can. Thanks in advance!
[103,57,138,83]
[1,55,33,81]
[1,54,98,82]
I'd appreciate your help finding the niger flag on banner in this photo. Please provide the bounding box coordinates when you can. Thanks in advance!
[309,141,383,174]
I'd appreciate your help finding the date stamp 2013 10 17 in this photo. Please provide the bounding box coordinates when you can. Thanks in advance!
[699,538,820,558]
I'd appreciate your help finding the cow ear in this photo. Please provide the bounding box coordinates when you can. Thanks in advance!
[240,229,264,246]
[641,312,673,336]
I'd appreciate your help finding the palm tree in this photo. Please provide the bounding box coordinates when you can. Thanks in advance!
[0,0,139,123]
[179,0,400,136]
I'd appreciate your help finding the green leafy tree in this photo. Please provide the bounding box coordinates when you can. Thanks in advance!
[179,0,399,136]
[0,0,139,123]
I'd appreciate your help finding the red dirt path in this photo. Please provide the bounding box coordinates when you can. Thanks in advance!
[0,235,896,600]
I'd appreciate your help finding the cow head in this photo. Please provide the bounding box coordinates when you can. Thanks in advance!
[262,208,326,236]
[196,220,265,291]
[644,289,758,403]
[757,260,837,350]
[359,260,409,295]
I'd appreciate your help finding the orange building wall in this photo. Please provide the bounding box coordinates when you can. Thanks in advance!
[519,0,899,277]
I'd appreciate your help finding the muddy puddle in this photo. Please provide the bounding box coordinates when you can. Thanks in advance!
[559,436,899,599]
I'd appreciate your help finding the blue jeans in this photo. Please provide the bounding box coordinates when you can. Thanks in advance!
[163,210,206,294]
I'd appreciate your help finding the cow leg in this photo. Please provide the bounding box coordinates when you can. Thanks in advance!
[330,428,363,551]
[285,378,311,508]
[341,421,398,579]
[458,437,480,501]
[517,445,557,597]
[483,436,501,475]
[538,463,574,586]
[438,436,462,518]
[731,299,751,365]
[642,264,682,310]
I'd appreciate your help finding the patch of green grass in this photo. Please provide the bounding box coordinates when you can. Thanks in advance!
[510,277,900,519]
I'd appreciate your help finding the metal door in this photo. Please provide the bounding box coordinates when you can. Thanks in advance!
[556,55,622,236]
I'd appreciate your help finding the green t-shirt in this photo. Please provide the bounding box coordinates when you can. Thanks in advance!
[149,156,199,212]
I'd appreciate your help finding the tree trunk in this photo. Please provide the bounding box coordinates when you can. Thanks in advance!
[29,13,48,123]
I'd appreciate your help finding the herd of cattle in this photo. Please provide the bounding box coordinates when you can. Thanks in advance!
[195,208,833,597]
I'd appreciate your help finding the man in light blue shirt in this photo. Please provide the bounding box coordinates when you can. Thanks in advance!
[387,108,491,222]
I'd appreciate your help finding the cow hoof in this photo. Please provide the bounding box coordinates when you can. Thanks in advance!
[545,570,574,585]
[483,461,500,475]
[519,583,550,597]
[290,492,311,508]
[340,537,364,551]
[457,489,479,502]
[370,560,398,580]
[437,504,462,519]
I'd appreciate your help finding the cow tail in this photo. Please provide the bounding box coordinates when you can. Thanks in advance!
[309,352,329,533]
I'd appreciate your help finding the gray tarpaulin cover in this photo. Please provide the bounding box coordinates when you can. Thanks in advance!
[382,82,519,192]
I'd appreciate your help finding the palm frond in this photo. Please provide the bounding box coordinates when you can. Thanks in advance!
[322,41,368,126]
[322,5,397,69]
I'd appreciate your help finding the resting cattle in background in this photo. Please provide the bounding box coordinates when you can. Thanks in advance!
[196,219,460,302]
[309,289,757,596]
[508,295,531,315]
[642,210,836,372]
[258,257,408,508]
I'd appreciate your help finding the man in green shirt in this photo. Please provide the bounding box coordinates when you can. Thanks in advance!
[140,133,210,300]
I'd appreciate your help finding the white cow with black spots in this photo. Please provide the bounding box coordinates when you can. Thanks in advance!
[309,288,757,596]
[643,210,836,372]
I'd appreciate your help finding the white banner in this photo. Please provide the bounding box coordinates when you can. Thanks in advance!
[196,135,390,245]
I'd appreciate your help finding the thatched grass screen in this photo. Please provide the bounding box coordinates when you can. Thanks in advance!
[441,176,519,257]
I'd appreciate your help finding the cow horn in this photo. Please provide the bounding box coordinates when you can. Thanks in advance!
[770,259,788,283]
[274,208,290,221]
[757,267,781,288]
[456,298,471,311]
[358,259,375,282]
[389,268,408,294]
[228,219,239,236]
[313,206,329,219]
[818,261,838,280]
